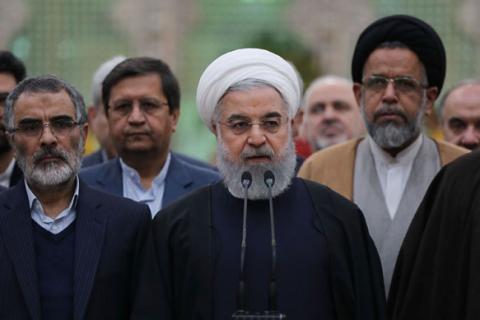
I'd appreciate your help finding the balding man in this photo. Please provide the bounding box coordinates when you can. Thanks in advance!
[438,79,480,150]
[301,75,365,151]
[133,48,385,320]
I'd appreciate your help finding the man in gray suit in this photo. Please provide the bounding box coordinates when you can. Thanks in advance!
[80,57,219,216]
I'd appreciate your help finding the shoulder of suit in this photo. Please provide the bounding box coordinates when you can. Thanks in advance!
[432,138,470,165]
[298,138,361,178]
[173,155,220,181]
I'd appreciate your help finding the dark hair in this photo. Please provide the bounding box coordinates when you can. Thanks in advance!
[102,57,180,115]
[0,51,26,84]
[5,75,87,130]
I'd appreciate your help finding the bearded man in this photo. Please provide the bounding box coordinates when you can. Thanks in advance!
[0,75,150,319]
[298,15,468,294]
[132,48,385,320]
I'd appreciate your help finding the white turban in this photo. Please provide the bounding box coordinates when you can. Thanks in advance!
[196,48,302,131]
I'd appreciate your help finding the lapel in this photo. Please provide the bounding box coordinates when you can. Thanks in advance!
[73,180,107,320]
[162,154,193,209]
[94,158,123,196]
[0,182,41,320]
[9,161,24,187]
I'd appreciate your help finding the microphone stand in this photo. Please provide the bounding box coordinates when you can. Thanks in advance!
[232,171,287,319]
[237,171,252,313]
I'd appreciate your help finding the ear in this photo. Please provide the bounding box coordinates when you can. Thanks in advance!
[82,122,89,139]
[211,122,218,138]
[170,109,180,133]
[292,110,304,138]
[424,86,439,116]
[6,131,15,148]
[353,83,363,107]
[87,106,97,123]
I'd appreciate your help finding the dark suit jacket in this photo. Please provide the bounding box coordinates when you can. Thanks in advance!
[81,149,104,168]
[80,153,220,210]
[9,161,23,187]
[82,149,217,171]
[0,179,151,319]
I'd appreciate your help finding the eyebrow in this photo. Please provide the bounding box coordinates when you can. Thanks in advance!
[227,111,283,120]
[18,115,74,124]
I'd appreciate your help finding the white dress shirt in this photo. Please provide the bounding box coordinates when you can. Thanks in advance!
[27,177,79,234]
[368,135,423,219]
[120,153,171,217]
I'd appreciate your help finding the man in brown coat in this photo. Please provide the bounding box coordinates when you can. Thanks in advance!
[298,15,468,294]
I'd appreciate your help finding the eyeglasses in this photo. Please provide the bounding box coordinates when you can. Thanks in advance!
[218,117,286,135]
[110,100,169,117]
[9,117,83,138]
[362,75,428,94]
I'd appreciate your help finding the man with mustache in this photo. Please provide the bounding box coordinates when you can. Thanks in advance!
[0,51,27,188]
[80,57,219,217]
[298,15,468,294]
[132,48,385,320]
[0,75,150,319]
[301,75,366,152]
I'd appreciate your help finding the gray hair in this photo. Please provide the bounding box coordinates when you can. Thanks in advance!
[436,78,480,121]
[4,74,87,130]
[91,55,126,107]
[212,78,289,124]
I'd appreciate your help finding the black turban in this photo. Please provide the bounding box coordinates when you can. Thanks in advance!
[351,14,446,93]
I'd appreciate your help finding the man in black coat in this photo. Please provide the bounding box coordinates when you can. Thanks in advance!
[133,48,385,320]
[0,75,150,319]
[388,150,480,319]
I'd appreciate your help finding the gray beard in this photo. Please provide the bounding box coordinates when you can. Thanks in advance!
[361,97,426,149]
[216,135,297,200]
[17,138,83,189]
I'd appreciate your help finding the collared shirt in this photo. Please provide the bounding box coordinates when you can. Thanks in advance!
[101,149,109,163]
[0,158,16,188]
[120,152,171,217]
[27,177,79,234]
[369,134,423,219]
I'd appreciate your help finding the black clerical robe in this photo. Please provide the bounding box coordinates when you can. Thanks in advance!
[388,151,480,320]
[133,178,385,320]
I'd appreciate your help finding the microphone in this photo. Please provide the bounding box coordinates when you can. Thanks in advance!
[237,171,252,312]
[263,170,281,314]
[232,171,286,319]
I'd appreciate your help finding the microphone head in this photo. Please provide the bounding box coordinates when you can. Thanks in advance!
[263,170,275,187]
[241,171,252,189]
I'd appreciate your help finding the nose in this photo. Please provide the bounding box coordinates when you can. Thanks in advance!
[460,125,480,146]
[382,81,398,104]
[127,103,146,124]
[246,123,266,147]
[322,105,338,121]
[39,124,57,146]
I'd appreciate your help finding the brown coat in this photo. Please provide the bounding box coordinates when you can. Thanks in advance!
[298,137,469,200]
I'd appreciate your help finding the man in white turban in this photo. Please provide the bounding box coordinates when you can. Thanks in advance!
[133,48,385,320]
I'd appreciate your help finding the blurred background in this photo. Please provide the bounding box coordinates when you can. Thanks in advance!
[2,0,479,160]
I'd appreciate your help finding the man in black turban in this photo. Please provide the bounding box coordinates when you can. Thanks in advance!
[299,14,468,295]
